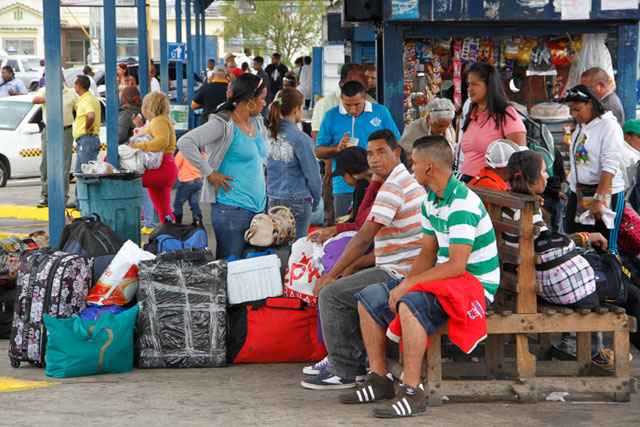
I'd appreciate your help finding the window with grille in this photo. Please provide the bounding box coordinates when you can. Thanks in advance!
[3,39,36,55]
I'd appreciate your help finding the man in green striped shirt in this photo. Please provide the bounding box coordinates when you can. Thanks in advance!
[349,135,500,418]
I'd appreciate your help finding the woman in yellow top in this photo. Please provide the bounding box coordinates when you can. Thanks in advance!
[131,91,178,223]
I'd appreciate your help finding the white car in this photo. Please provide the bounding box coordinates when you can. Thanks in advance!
[0,94,107,187]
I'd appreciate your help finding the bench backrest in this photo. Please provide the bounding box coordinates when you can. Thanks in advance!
[471,187,540,314]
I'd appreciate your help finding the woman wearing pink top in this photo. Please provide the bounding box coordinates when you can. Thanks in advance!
[459,62,527,180]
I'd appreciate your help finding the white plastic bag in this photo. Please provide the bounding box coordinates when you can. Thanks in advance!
[130,133,163,170]
[141,150,163,170]
[118,145,145,173]
[87,240,156,306]
[283,238,324,306]
[81,160,117,174]
[564,33,614,95]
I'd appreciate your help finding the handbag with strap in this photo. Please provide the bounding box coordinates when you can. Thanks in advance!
[571,126,612,222]
[618,206,640,255]
[244,206,296,247]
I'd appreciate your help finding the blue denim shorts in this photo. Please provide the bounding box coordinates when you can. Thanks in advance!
[355,279,449,336]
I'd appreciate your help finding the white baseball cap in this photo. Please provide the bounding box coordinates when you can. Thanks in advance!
[485,139,520,168]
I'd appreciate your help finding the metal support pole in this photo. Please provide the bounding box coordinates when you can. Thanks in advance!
[104,0,118,168]
[195,0,201,75]
[137,0,149,97]
[159,0,169,93]
[617,24,639,122]
[186,0,194,128]
[380,23,404,132]
[176,0,183,103]
[201,4,206,67]
[42,0,65,245]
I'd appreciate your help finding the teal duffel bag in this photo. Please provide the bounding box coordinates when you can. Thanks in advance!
[43,304,138,378]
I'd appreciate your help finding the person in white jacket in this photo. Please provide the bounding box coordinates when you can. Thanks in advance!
[564,84,625,254]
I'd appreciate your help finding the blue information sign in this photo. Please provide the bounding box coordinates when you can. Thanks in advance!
[168,43,185,61]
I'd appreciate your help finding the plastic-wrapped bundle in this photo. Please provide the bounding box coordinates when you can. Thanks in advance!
[135,250,227,368]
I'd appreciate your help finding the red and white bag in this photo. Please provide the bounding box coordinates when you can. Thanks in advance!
[283,239,323,306]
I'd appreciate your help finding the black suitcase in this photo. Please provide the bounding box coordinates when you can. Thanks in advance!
[0,285,16,339]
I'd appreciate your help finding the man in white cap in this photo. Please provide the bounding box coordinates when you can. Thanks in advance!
[468,139,520,191]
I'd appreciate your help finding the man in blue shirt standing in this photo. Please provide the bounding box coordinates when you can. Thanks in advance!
[0,65,27,98]
[316,81,401,217]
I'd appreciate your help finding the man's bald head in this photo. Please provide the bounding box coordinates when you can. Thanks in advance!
[581,67,613,99]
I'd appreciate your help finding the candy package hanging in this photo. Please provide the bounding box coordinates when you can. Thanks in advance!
[548,36,571,67]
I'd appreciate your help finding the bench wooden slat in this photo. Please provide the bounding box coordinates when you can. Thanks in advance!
[492,217,523,236]
[603,302,626,314]
[431,312,631,334]
[498,246,521,265]
[472,187,540,210]
[500,271,543,294]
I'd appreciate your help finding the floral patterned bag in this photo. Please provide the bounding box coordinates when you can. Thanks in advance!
[9,249,91,368]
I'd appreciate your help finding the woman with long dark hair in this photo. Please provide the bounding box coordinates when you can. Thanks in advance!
[117,86,142,144]
[266,88,321,241]
[458,62,526,179]
[177,73,268,259]
[504,150,640,356]
[564,84,625,254]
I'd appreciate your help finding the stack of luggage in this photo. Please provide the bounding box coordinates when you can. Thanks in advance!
[3,206,329,378]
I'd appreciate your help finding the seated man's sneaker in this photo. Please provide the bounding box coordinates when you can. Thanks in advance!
[339,372,395,404]
[303,355,330,375]
[371,383,427,418]
[300,370,357,390]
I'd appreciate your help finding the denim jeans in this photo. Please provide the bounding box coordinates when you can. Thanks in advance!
[173,180,203,216]
[141,188,158,229]
[333,192,352,219]
[318,266,397,379]
[211,202,257,259]
[40,126,74,202]
[542,195,566,233]
[268,197,311,242]
[74,134,101,173]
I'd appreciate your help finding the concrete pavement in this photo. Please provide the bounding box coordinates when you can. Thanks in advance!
[1,177,640,425]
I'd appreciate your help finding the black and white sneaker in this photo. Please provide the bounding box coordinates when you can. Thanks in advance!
[371,383,427,418]
[339,372,395,404]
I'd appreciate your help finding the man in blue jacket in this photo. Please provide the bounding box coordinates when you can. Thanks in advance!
[316,81,400,218]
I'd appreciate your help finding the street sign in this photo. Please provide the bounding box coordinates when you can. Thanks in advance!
[168,43,185,62]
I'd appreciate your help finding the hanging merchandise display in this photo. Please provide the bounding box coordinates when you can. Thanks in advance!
[401,34,587,123]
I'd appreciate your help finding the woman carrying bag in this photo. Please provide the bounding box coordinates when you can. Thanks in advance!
[178,73,268,259]
[130,91,178,224]
[564,84,625,254]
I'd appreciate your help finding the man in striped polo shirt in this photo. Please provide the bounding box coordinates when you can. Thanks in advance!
[350,135,500,418]
[301,129,426,391]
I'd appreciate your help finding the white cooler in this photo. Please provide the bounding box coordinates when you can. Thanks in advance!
[226,254,283,305]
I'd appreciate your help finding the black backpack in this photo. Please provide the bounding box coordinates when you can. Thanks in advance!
[57,213,124,257]
[580,249,630,304]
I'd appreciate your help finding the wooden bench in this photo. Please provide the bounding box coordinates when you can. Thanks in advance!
[388,187,637,404]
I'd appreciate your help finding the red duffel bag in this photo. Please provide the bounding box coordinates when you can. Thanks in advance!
[618,206,640,255]
[228,297,327,364]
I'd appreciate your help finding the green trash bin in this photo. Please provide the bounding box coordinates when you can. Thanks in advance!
[76,172,142,246]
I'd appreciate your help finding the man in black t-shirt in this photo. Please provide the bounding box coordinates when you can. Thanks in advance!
[265,52,288,98]
[191,65,228,125]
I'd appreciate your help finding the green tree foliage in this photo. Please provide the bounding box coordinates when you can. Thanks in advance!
[218,1,325,64]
